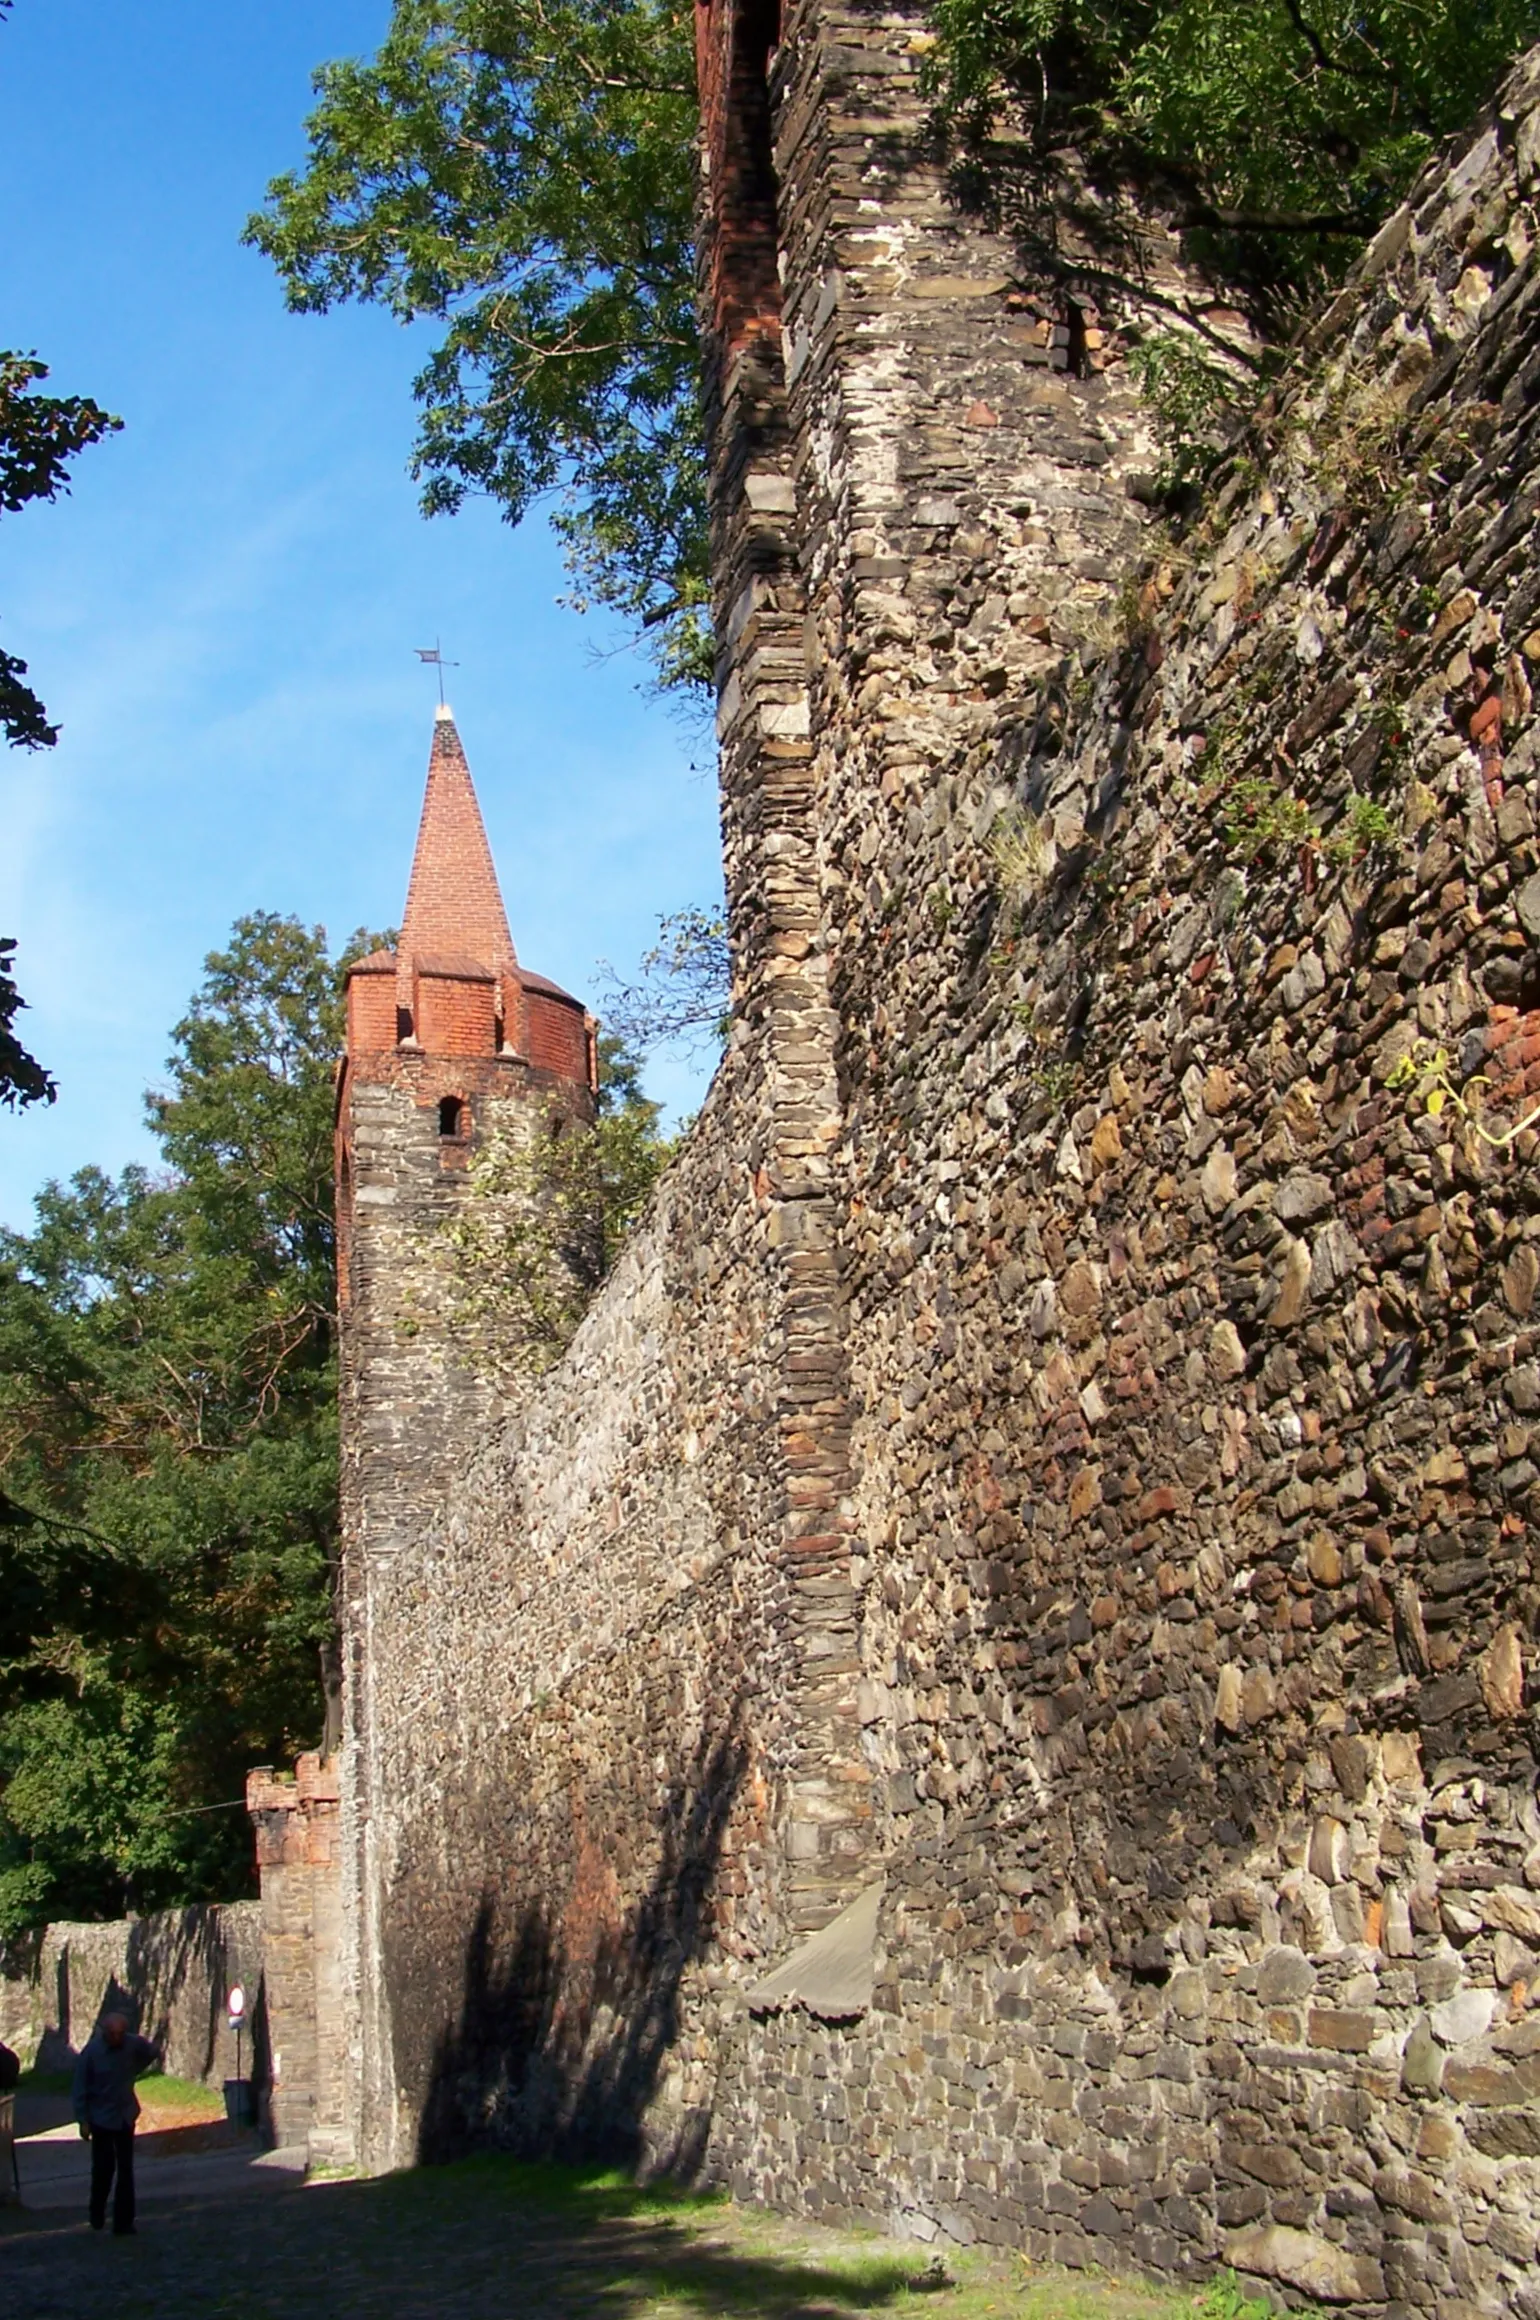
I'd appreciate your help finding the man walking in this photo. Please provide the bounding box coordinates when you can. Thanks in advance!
[71,2011,160,2235]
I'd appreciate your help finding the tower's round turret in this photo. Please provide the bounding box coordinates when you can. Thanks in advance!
[335,708,598,1332]
[340,705,598,1102]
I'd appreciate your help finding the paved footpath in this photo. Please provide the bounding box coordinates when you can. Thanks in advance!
[2,2128,1193,2320]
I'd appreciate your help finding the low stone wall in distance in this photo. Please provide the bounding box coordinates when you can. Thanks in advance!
[0,1903,263,2085]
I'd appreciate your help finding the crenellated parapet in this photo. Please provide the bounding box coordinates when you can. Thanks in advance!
[249,1752,341,1872]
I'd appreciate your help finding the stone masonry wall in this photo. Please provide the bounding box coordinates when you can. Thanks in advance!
[249,1755,347,2156]
[336,1044,602,2168]
[347,1003,870,2171]
[708,40,1540,2319]
[0,1903,262,2085]
[333,11,1540,2315]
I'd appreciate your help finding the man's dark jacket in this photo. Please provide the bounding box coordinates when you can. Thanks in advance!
[71,2030,159,2131]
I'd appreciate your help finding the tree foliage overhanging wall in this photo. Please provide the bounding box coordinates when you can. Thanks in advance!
[250,0,1540,692]
[245,0,706,689]
[926,0,1540,325]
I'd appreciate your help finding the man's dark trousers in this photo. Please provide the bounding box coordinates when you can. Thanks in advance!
[88,2125,135,2233]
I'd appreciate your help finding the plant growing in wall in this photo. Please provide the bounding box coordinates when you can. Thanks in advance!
[1325,789,1399,863]
[1219,774,1320,867]
[988,804,1054,914]
[1126,330,1249,496]
[1385,1038,1540,1150]
[438,1036,678,1372]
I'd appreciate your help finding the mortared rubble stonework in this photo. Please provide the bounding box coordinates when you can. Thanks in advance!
[250,15,1540,2314]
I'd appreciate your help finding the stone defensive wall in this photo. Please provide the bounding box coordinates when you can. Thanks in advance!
[347,914,890,2167]
[340,13,1540,2315]
[0,1903,262,2085]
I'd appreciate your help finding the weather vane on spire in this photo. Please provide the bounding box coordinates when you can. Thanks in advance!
[415,640,459,707]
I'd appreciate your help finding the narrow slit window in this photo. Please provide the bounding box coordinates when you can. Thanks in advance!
[438,1095,465,1139]
[396,1005,414,1045]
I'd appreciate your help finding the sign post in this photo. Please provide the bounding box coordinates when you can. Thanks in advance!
[228,1983,246,2086]
[224,1985,253,2128]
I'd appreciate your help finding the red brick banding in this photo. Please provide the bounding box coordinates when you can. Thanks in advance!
[696,0,783,353]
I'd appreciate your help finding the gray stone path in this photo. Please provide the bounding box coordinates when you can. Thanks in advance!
[12,2118,305,2214]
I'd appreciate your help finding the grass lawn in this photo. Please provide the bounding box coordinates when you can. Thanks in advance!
[137,2073,225,2117]
[322,2162,1292,2320]
[19,2064,224,2116]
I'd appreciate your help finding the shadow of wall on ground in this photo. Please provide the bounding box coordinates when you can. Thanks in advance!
[0,2153,931,2318]
[417,1707,749,2177]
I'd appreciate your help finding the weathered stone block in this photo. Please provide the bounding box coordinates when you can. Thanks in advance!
[1226,2223,1386,2303]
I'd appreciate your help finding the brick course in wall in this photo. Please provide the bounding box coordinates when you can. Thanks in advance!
[274,16,1540,2316]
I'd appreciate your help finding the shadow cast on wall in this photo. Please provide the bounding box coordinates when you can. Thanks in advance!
[416,1706,749,2176]
[19,1910,265,2087]
[125,1908,268,2088]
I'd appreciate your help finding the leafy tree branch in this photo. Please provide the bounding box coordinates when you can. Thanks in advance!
[0,352,120,750]
[246,0,705,690]
[0,940,55,1112]
[251,0,1540,696]
[3,0,121,1101]
[596,907,730,1058]
[927,0,1540,335]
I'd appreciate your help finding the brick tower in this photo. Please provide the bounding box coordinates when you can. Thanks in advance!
[336,703,597,1555]
[333,704,597,2165]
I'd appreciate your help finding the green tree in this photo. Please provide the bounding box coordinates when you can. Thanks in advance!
[246,0,707,689]
[597,906,729,1059]
[0,342,120,1107]
[251,0,1540,694]
[0,350,120,752]
[0,922,672,1933]
[439,1031,679,1371]
[0,938,54,1111]
[0,915,373,1934]
[594,1030,681,1244]
[928,0,1540,331]
[3,5,123,1105]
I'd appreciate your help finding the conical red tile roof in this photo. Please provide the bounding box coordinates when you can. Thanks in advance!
[397,708,516,1000]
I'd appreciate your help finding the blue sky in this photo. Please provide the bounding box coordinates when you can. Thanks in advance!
[0,0,721,1230]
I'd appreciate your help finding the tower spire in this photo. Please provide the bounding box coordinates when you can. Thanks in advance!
[397,709,517,1003]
